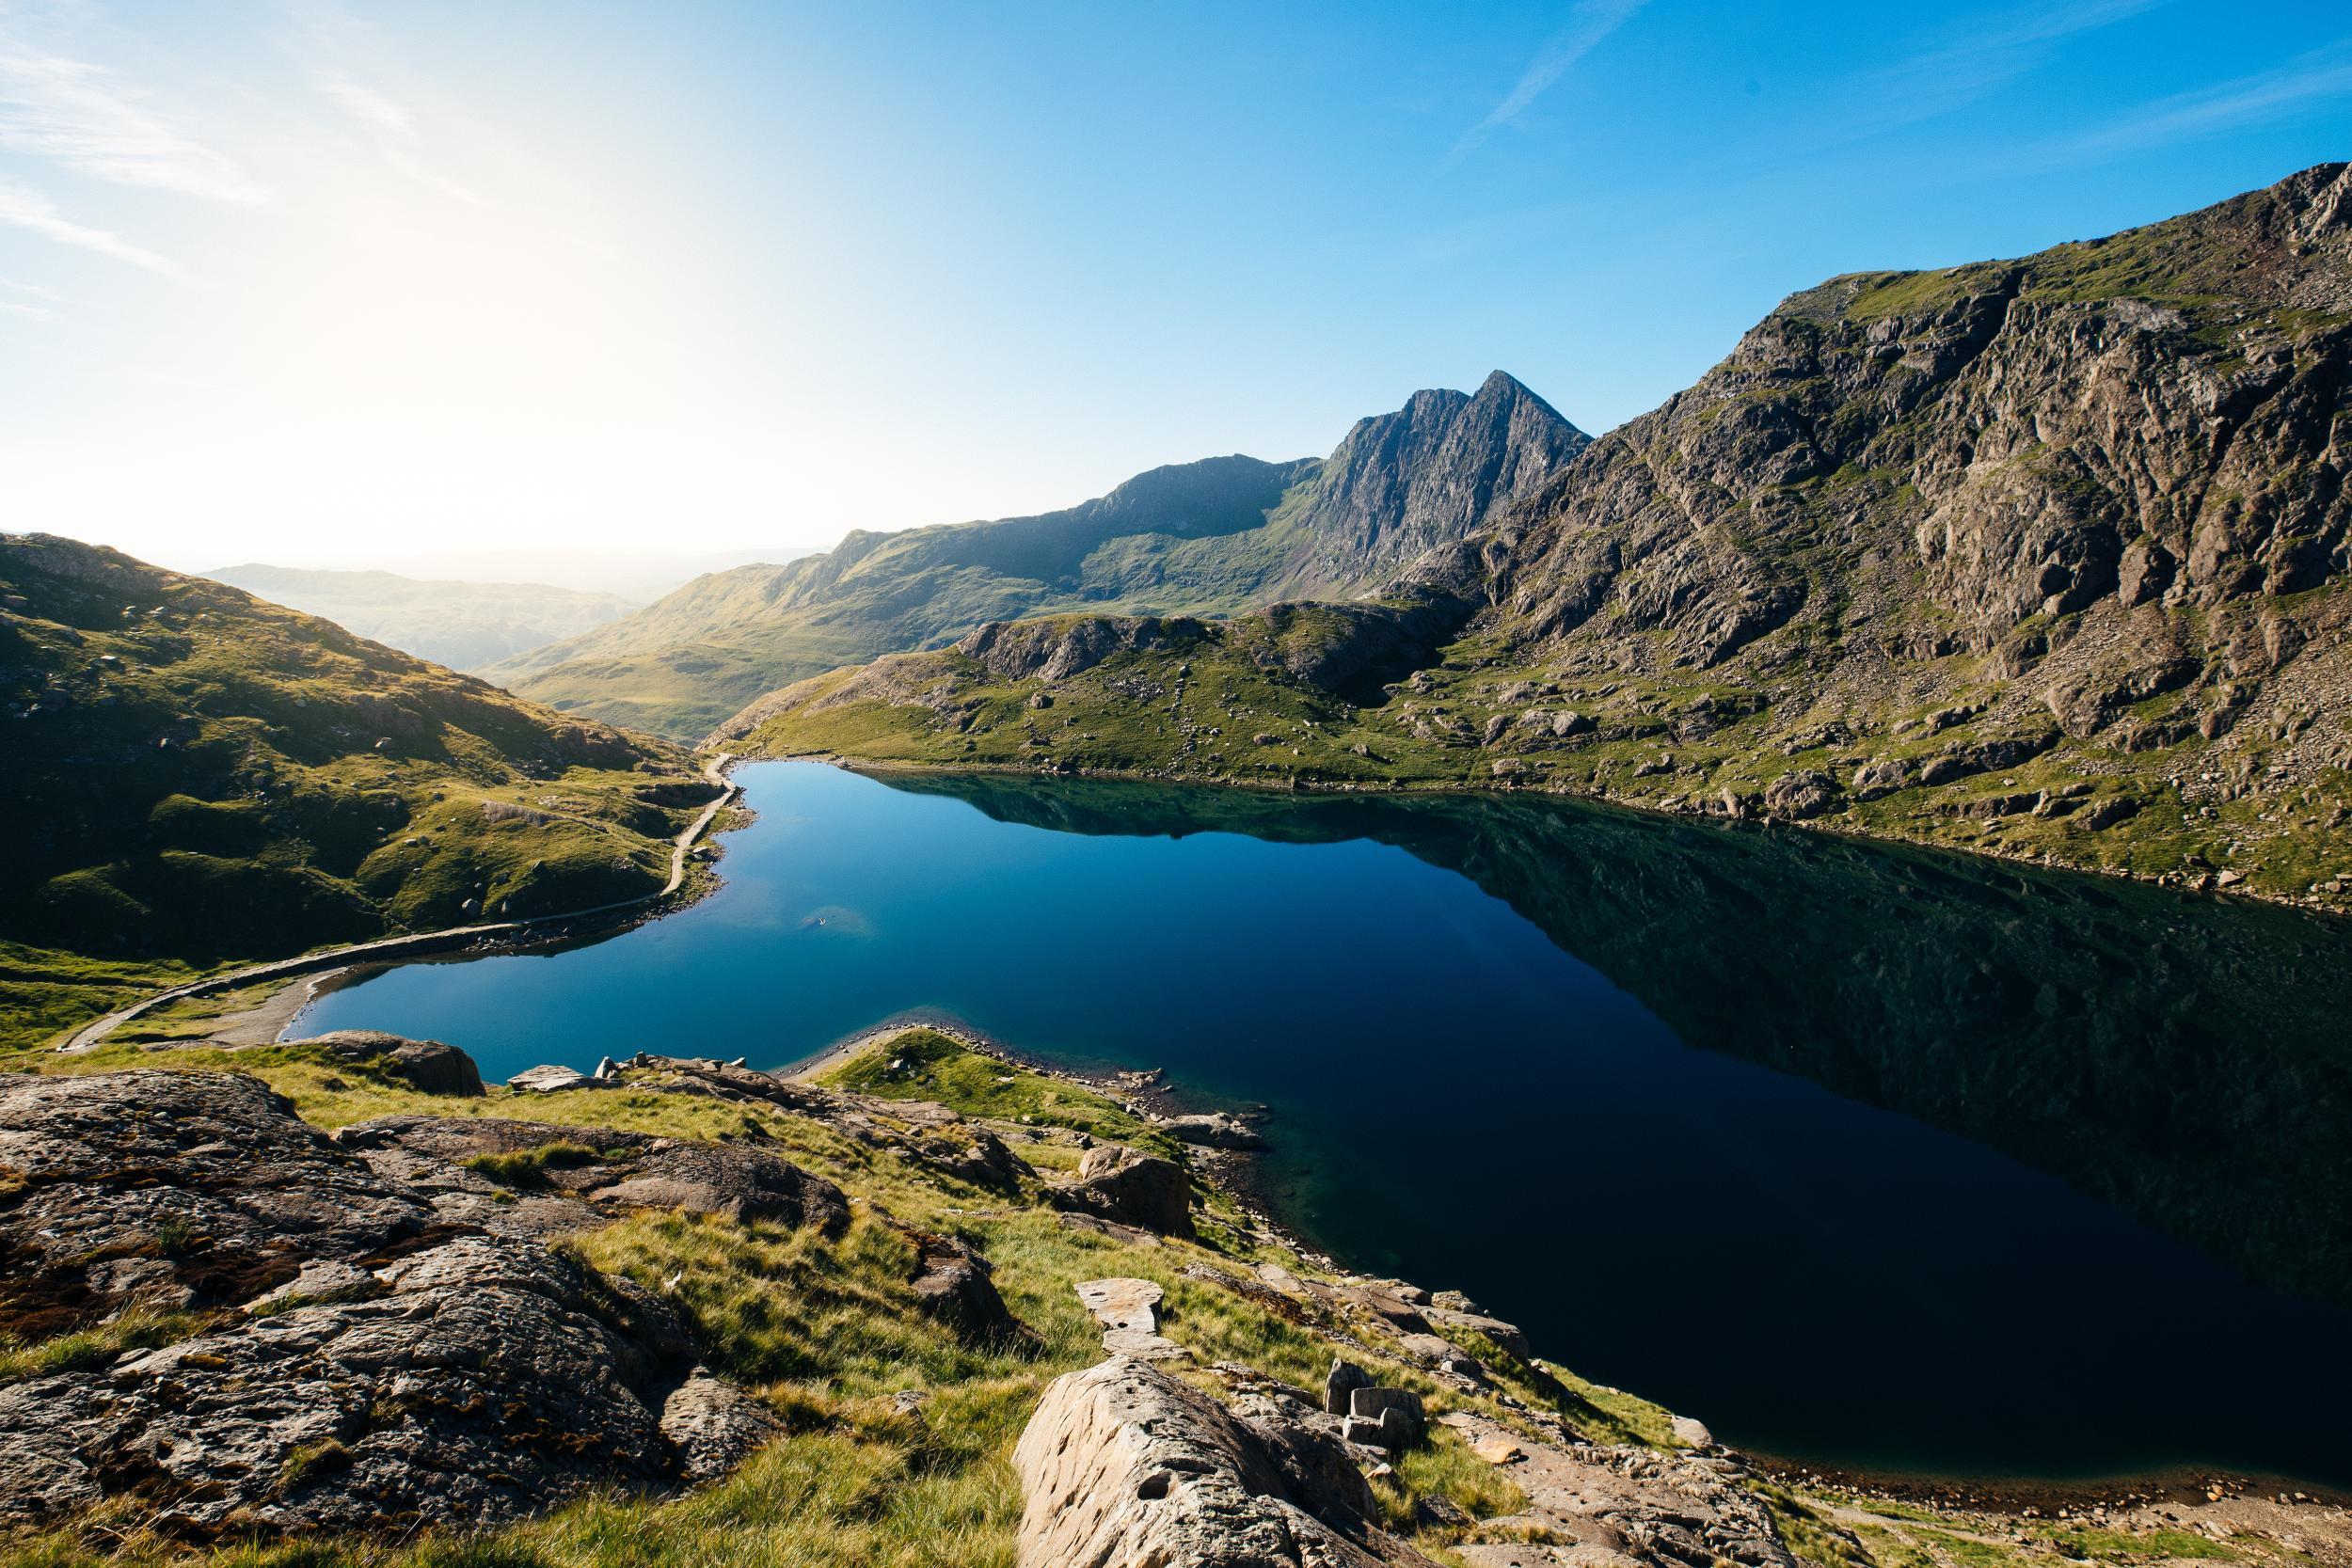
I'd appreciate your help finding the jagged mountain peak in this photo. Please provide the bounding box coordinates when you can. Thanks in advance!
[1275,372,1590,598]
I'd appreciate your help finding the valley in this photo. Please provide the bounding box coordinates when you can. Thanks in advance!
[6,146,2352,1568]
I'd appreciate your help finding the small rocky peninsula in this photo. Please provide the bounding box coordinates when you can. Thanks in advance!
[2,1025,2346,1566]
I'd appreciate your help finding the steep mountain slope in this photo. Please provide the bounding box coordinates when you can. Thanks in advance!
[0,534,717,1049]
[488,373,1583,736]
[207,563,636,670]
[722,165,2352,905]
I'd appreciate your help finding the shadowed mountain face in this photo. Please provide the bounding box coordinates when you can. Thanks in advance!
[879,768,2352,1313]
[484,375,1585,736]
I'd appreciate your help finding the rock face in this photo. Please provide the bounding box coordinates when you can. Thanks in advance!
[1012,1356,1428,1568]
[0,1072,785,1534]
[1049,1146,1194,1237]
[0,1071,439,1337]
[1459,164,2352,843]
[960,614,1213,684]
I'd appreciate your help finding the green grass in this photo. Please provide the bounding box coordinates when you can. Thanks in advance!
[0,1304,224,1386]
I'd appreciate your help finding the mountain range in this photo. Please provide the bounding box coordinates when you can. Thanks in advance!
[718,163,2352,908]
[485,372,1585,736]
[205,563,638,671]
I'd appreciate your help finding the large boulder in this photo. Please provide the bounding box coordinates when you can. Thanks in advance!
[288,1030,484,1096]
[905,1229,1026,1347]
[1013,1356,1429,1567]
[0,1073,782,1535]
[1050,1146,1194,1238]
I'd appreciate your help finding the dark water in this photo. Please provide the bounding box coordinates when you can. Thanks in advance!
[296,760,2352,1485]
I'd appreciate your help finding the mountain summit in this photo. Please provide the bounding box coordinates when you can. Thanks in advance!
[1278,370,1587,597]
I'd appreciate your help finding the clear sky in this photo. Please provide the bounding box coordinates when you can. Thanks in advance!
[3,1,2349,574]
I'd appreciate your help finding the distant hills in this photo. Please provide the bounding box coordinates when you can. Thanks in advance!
[485,372,1585,736]
[720,164,2352,908]
[206,563,638,671]
[0,534,713,1050]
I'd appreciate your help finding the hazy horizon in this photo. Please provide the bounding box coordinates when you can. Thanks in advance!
[4,1,2349,570]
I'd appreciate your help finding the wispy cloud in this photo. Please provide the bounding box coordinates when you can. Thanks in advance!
[2065,42,2352,157]
[0,296,57,320]
[0,177,181,276]
[0,274,68,303]
[309,68,487,205]
[311,71,414,139]
[1456,0,1649,153]
[0,40,270,202]
[1833,0,2169,145]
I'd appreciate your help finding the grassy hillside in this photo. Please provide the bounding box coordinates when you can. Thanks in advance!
[720,167,2352,908]
[484,456,1320,736]
[207,564,636,671]
[0,533,717,1052]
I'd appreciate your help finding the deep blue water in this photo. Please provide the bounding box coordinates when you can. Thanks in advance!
[297,760,2352,1485]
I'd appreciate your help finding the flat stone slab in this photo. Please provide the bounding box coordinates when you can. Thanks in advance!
[1075,1276,1164,1334]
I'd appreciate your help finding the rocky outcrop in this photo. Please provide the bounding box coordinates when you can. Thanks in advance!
[1438,1410,1795,1568]
[1012,1356,1432,1568]
[1073,1276,1188,1362]
[1049,1145,1194,1237]
[291,1031,485,1096]
[0,1072,784,1535]
[0,1071,440,1338]
[958,614,1212,683]
[1161,1111,1268,1150]
[583,1139,851,1231]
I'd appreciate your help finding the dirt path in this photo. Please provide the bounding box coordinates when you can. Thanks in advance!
[56,753,740,1054]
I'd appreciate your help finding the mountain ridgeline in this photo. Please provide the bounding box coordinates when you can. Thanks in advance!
[486,372,1585,736]
[206,563,638,672]
[723,164,2352,906]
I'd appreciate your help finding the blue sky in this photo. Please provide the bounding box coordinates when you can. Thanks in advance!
[2,1,2348,571]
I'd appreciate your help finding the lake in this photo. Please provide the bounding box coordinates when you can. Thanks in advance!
[295,759,2352,1485]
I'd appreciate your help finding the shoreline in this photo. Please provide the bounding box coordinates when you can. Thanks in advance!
[757,749,2352,922]
[52,754,747,1055]
[803,1018,2352,1507]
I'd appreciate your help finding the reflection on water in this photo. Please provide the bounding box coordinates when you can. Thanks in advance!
[296,761,2352,1483]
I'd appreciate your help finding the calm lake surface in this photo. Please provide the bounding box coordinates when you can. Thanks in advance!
[297,759,2352,1485]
